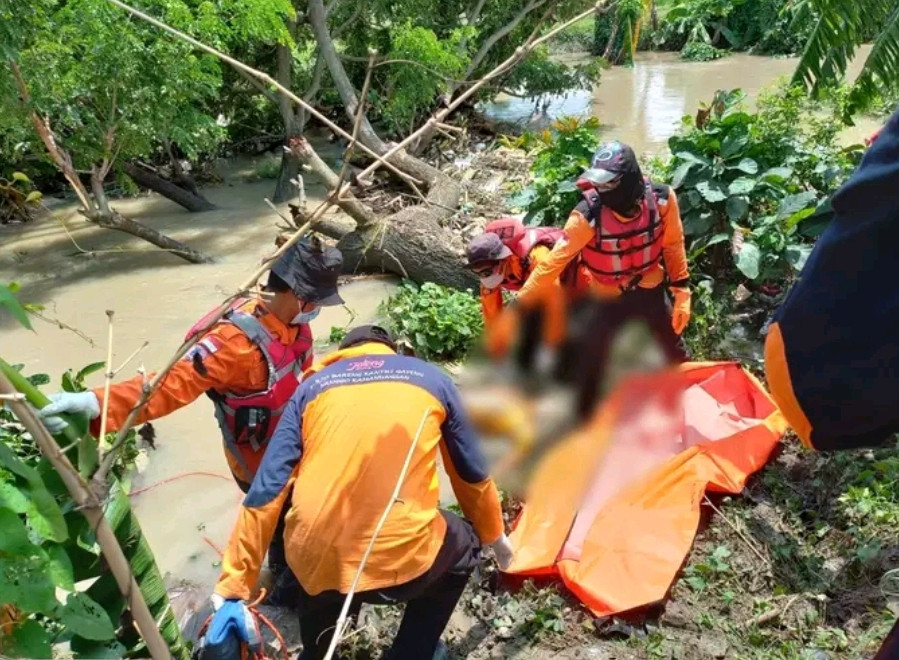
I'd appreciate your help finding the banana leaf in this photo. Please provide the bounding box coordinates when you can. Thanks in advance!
[0,358,190,660]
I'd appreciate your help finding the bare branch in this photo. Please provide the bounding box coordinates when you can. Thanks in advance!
[465,0,547,79]
[235,65,280,106]
[9,62,93,212]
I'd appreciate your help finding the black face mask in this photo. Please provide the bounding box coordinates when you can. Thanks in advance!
[600,171,645,215]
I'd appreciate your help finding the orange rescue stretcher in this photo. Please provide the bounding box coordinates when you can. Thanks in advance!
[505,362,787,617]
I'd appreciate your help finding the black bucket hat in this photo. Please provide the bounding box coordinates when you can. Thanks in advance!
[270,239,344,306]
[467,233,512,266]
[339,324,397,352]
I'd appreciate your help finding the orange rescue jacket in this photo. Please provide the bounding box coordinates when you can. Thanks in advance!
[215,342,504,600]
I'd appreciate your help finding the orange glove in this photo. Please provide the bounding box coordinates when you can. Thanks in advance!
[486,306,520,359]
[670,286,691,335]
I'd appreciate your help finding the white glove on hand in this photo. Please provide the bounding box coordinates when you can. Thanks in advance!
[210,593,226,612]
[37,392,101,434]
[490,533,514,571]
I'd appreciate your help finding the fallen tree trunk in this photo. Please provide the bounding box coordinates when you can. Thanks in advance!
[122,162,216,212]
[337,211,478,291]
[288,136,476,290]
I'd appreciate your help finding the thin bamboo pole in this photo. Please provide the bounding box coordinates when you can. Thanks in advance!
[321,407,433,660]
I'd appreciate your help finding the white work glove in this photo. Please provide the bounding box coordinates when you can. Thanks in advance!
[37,392,101,434]
[490,533,515,571]
[210,593,226,612]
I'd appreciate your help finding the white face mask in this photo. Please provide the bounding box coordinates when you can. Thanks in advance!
[480,272,504,290]
[291,306,321,325]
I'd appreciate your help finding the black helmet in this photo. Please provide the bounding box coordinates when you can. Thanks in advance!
[579,141,645,214]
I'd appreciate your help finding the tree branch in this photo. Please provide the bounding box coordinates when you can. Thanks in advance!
[464,0,547,79]
[8,61,93,212]
[234,65,280,106]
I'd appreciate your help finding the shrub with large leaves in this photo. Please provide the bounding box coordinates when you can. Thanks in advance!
[662,86,863,285]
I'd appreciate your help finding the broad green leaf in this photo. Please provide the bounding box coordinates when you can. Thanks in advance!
[729,158,758,174]
[726,196,750,222]
[785,207,818,230]
[761,167,793,183]
[7,281,20,293]
[0,481,29,513]
[735,242,761,280]
[11,172,30,183]
[0,443,68,542]
[670,161,694,189]
[720,132,749,159]
[695,180,727,203]
[5,619,52,659]
[555,180,578,194]
[776,192,819,221]
[0,509,34,554]
[728,177,756,196]
[24,191,43,204]
[674,151,711,167]
[59,592,116,641]
[0,555,58,614]
[682,211,715,237]
[786,245,813,272]
[24,481,67,543]
[45,543,75,590]
[0,284,33,330]
[0,442,38,482]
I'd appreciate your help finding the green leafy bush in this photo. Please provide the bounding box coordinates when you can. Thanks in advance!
[680,42,729,61]
[661,86,863,285]
[505,116,601,227]
[381,281,482,361]
[376,24,469,135]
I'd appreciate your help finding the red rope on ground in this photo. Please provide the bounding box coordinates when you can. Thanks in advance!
[196,588,290,660]
[128,470,231,497]
[202,535,225,558]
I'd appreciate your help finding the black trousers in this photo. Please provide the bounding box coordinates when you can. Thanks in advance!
[572,285,689,421]
[296,511,481,660]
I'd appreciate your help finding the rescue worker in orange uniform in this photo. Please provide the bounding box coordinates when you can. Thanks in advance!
[205,325,512,660]
[490,141,692,420]
[36,239,345,604]
[467,218,583,377]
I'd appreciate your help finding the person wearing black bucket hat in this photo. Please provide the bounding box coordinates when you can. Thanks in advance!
[36,238,346,606]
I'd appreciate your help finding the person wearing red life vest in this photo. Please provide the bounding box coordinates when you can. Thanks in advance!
[488,141,692,419]
[35,238,344,605]
[466,218,587,376]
